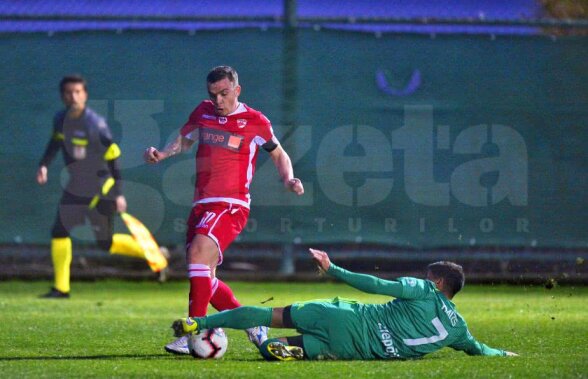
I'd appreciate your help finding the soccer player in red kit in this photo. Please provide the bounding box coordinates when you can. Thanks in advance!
[144,66,304,354]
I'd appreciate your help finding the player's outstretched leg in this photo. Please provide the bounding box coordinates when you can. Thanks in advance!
[171,306,274,337]
[209,278,269,347]
[259,338,304,361]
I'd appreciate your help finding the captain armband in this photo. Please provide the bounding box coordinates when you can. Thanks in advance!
[262,137,279,152]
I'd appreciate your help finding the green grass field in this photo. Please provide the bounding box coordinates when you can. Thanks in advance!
[0,280,586,378]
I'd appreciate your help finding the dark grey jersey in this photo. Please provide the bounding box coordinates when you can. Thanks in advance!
[40,107,122,198]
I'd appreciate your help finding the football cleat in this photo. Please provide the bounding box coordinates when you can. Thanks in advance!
[246,326,269,347]
[39,287,70,299]
[266,342,304,361]
[164,335,190,355]
[171,317,199,337]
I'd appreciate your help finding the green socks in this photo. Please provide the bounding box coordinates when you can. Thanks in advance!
[198,306,273,330]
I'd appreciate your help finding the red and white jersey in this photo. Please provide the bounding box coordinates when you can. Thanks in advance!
[180,100,278,208]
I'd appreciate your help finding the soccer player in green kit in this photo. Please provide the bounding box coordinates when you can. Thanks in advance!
[171,248,517,360]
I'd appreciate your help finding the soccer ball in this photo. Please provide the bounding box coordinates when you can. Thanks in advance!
[188,328,228,359]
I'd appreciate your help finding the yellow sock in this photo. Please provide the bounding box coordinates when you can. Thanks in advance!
[110,234,145,259]
[51,237,72,293]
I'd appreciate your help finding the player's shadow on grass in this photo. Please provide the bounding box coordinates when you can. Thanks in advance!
[0,354,170,361]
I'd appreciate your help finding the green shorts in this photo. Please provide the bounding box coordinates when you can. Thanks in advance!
[290,297,371,360]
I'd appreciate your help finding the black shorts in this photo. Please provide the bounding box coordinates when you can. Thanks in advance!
[51,191,116,249]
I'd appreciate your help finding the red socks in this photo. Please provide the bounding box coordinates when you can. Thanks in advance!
[188,264,212,317]
[210,278,242,311]
[187,264,242,316]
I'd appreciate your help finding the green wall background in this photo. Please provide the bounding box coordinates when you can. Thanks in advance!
[1,30,586,248]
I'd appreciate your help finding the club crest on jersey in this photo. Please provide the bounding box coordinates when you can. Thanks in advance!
[237,119,247,128]
[218,117,228,124]
[200,127,243,151]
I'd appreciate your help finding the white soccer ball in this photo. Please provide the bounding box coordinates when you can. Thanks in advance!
[188,328,228,359]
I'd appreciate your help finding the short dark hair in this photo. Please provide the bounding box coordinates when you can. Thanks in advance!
[427,261,465,297]
[206,66,239,86]
[60,75,87,94]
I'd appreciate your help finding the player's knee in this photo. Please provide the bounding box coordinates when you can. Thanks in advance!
[187,236,218,266]
[187,251,217,267]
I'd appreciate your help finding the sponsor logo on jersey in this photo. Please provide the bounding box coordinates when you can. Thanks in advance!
[200,127,244,152]
[406,278,417,287]
[202,114,216,120]
[218,117,228,124]
[227,135,243,149]
[237,119,247,128]
[377,323,400,358]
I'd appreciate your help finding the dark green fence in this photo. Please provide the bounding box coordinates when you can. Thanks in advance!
[1,30,587,248]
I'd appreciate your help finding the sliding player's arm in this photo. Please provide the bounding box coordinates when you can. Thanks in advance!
[450,328,517,356]
[309,248,405,297]
[144,133,195,164]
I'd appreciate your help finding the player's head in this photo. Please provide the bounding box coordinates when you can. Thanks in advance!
[60,75,88,110]
[206,66,241,116]
[426,261,465,298]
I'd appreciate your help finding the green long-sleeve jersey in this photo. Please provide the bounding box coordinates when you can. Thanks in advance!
[327,263,506,359]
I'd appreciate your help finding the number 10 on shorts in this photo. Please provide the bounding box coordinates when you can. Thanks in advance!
[196,211,216,229]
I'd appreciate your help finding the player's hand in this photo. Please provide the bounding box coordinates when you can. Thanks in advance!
[144,147,165,164]
[286,178,304,195]
[505,351,519,357]
[309,248,331,272]
[116,195,127,213]
[36,165,48,185]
